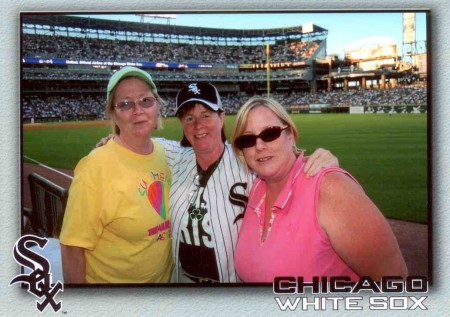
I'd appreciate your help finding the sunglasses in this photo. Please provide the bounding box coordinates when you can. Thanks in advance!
[234,126,289,149]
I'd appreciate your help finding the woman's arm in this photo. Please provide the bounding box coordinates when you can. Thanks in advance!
[303,148,339,178]
[60,244,86,284]
[318,172,408,280]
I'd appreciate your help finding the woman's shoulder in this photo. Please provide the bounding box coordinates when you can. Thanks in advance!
[319,169,361,194]
[318,169,368,223]
[89,139,114,157]
[223,142,246,166]
[74,140,116,172]
[154,137,194,155]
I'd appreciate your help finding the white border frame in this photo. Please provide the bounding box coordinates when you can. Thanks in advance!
[3,1,449,316]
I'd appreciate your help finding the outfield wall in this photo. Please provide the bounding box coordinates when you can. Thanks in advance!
[24,104,427,124]
[289,104,427,114]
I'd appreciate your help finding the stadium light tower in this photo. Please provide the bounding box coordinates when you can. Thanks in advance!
[402,13,417,67]
[302,22,314,42]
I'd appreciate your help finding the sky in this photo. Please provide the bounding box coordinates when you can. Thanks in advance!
[78,11,428,59]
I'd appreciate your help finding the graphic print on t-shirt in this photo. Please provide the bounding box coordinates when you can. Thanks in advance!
[138,172,171,240]
[138,171,170,221]
[181,187,213,246]
[147,181,167,220]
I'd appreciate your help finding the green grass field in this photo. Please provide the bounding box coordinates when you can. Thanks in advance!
[22,113,428,223]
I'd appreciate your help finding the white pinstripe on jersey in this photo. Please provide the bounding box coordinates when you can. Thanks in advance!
[157,138,254,282]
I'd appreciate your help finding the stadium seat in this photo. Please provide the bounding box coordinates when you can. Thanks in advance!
[25,173,68,237]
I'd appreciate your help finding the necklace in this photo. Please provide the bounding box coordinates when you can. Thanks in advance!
[195,148,224,186]
[187,149,224,220]
[116,135,153,155]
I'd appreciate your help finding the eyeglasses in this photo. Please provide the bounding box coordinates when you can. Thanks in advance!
[234,126,289,150]
[114,96,157,111]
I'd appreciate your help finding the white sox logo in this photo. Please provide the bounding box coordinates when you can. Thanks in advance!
[188,83,201,94]
[9,235,63,312]
[229,182,248,224]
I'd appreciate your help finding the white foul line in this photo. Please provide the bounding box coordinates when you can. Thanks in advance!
[23,155,74,180]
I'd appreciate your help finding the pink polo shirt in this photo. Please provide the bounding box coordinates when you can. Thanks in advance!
[235,155,360,283]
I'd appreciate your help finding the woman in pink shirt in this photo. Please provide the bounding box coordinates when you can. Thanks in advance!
[231,96,408,283]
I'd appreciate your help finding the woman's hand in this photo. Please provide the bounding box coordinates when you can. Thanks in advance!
[95,134,114,148]
[303,148,339,178]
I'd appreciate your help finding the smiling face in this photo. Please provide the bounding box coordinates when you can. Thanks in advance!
[180,103,225,158]
[241,105,297,184]
[111,77,159,143]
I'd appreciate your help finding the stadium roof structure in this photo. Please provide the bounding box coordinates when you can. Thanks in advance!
[21,14,328,43]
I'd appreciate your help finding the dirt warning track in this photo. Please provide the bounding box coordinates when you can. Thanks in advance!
[23,120,110,130]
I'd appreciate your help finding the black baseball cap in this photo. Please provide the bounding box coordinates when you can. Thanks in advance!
[175,82,223,115]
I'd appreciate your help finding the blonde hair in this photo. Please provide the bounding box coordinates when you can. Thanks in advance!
[231,96,300,165]
[105,77,165,135]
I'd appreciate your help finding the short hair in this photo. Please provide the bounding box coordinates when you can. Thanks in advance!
[105,77,165,135]
[231,96,299,165]
[176,103,226,147]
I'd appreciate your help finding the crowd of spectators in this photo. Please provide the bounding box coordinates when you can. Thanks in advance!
[22,33,426,123]
[278,86,427,107]
[22,94,105,122]
[22,85,427,122]
[23,34,321,64]
[23,67,308,83]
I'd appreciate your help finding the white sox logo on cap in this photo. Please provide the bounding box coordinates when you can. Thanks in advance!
[188,83,202,95]
[175,82,223,115]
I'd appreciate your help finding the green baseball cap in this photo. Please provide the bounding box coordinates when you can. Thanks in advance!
[107,66,157,102]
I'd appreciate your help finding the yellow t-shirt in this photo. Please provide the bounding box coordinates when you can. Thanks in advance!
[60,139,172,283]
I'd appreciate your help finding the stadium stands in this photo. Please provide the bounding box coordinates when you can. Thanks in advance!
[20,14,427,123]
[23,34,321,64]
[22,87,427,121]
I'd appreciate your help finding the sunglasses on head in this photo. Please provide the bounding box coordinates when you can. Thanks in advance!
[234,126,289,150]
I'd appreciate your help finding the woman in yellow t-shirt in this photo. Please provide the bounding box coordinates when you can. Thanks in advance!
[60,67,172,283]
